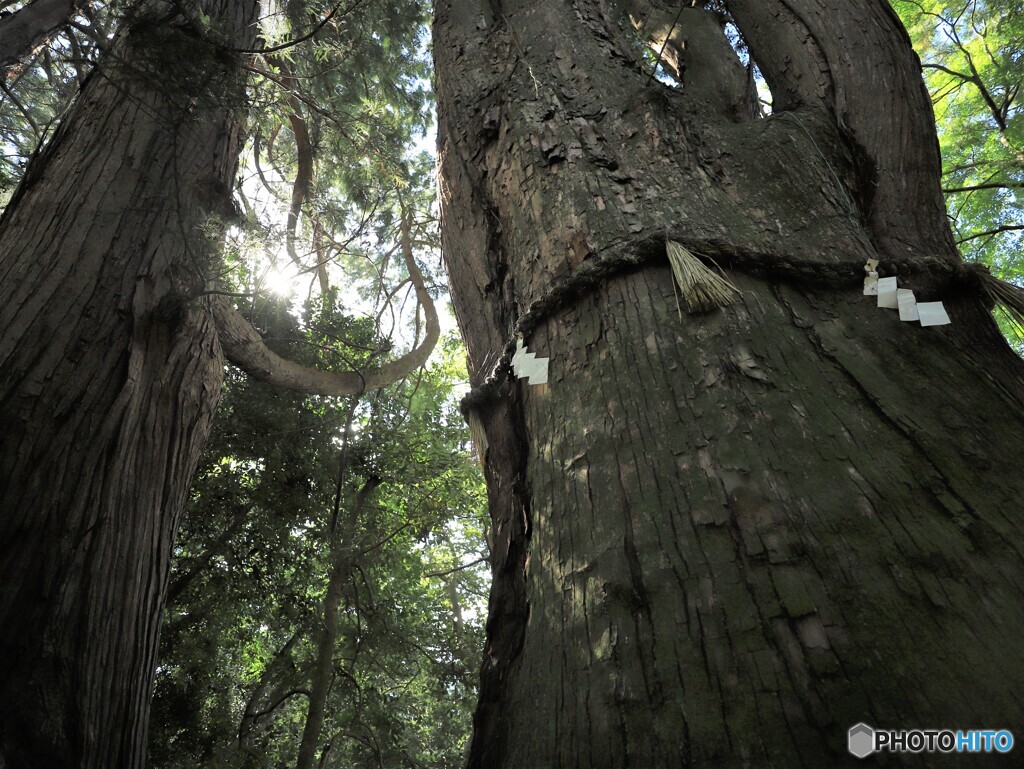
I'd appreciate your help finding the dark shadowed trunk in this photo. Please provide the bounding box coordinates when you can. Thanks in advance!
[0,3,258,766]
[434,1,1024,766]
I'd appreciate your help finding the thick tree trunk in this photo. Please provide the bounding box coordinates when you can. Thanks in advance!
[434,1,1024,766]
[0,4,258,767]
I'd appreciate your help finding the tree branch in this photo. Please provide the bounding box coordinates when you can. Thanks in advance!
[921,62,975,83]
[167,507,251,603]
[268,52,330,296]
[238,628,306,746]
[943,182,1024,194]
[921,26,1023,164]
[0,79,40,138]
[955,224,1024,244]
[0,0,87,74]
[423,556,489,579]
[213,215,439,396]
[295,476,381,769]
[728,0,956,257]
[249,688,310,720]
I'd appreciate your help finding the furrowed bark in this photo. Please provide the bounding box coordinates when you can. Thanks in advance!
[726,0,955,259]
[0,3,258,766]
[626,0,750,118]
[0,3,440,766]
[435,0,1024,766]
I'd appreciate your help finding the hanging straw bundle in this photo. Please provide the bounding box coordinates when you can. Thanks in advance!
[466,409,489,466]
[666,240,739,315]
[975,267,1024,339]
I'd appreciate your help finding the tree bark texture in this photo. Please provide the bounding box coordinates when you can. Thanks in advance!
[434,1,1024,766]
[0,3,258,767]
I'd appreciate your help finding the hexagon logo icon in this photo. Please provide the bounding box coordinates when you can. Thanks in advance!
[848,723,875,758]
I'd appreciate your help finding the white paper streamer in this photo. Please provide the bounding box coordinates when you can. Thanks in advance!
[512,339,550,385]
[877,277,899,309]
[917,302,951,327]
[897,289,919,322]
[862,260,950,328]
[864,259,880,296]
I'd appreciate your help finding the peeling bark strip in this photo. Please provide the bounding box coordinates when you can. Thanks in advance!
[435,1,1024,767]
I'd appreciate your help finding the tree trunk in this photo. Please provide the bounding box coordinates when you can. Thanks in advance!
[434,1,1024,766]
[0,3,258,767]
[295,476,381,769]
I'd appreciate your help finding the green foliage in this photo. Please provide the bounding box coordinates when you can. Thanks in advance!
[0,0,481,765]
[233,0,434,297]
[892,2,1023,277]
[0,3,115,202]
[149,299,486,768]
[136,2,485,764]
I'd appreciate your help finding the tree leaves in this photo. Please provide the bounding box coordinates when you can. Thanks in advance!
[893,0,1023,269]
[151,299,486,768]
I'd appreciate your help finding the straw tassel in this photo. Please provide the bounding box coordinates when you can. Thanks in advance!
[466,408,488,466]
[666,240,739,315]
[975,267,1024,337]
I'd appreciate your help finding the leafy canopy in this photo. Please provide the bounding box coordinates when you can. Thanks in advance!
[893,1,1023,274]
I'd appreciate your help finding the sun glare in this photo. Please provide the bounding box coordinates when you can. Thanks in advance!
[263,266,302,297]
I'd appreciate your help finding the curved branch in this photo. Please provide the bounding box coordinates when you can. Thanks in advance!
[921,62,976,85]
[215,0,363,55]
[285,111,317,273]
[249,688,310,720]
[214,219,439,396]
[423,556,489,579]
[725,0,832,112]
[0,79,41,138]
[261,53,333,293]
